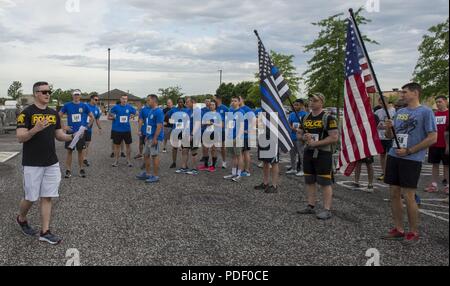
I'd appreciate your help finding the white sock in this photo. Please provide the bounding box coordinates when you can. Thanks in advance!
[237,169,242,176]
[232,168,237,176]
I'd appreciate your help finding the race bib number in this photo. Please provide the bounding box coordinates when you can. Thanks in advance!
[311,134,319,142]
[120,116,128,123]
[176,122,184,130]
[86,116,90,124]
[228,121,235,129]
[396,134,408,149]
[147,125,152,135]
[293,122,300,129]
[436,116,447,125]
[169,118,175,124]
[72,114,81,123]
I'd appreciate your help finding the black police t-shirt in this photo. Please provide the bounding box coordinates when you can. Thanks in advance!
[16,104,62,167]
[301,111,338,140]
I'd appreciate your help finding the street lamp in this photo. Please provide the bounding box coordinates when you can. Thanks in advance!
[108,48,111,112]
[218,69,223,86]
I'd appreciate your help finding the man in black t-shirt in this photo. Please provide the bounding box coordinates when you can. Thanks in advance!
[162,99,174,153]
[297,93,339,220]
[16,81,73,245]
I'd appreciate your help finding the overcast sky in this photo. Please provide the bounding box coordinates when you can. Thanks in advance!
[0,0,448,98]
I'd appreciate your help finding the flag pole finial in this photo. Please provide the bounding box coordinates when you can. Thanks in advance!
[349,8,354,13]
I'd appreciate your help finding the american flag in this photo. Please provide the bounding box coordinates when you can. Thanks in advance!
[338,19,384,176]
[255,31,293,153]
[350,16,377,94]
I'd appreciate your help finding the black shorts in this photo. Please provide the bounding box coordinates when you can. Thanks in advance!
[303,150,333,186]
[257,147,280,164]
[112,131,132,145]
[110,131,114,140]
[242,137,251,152]
[358,156,374,164]
[65,133,87,151]
[384,155,422,189]
[182,139,199,153]
[428,147,449,165]
[139,135,146,146]
[380,140,393,155]
[85,131,92,142]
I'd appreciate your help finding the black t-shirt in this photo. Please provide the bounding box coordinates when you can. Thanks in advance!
[163,107,173,128]
[16,104,61,167]
[301,111,338,150]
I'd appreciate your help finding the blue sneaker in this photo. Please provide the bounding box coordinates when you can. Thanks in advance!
[240,171,251,177]
[136,172,151,180]
[176,168,188,174]
[187,169,199,175]
[145,176,160,183]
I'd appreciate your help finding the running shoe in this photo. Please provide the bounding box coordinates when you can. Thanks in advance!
[120,152,126,158]
[232,175,242,182]
[145,176,160,183]
[134,154,143,159]
[377,174,384,181]
[286,169,297,175]
[240,171,251,177]
[223,174,237,180]
[198,165,209,171]
[316,210,332,220]
[254,183,268,191]
[364,185,374,193]
[222,162,227,169]
[187,169,199,175]
[296,205,316,215]
[112,162,119,167]
[401,232,420,246]
[425,183,438,193]
[264,185,279,193]
[162,149,167,153]
[136,172,151,181]
[296,171,305,177]
[381,228,405,241]
[79,169,86,178]
[208,166,216,172]
[175,168,188,174]
[257,162,264,168]
[39,230,62,245]
[64,170,71,179]
[83,159,90,167]
[16,216,38,237]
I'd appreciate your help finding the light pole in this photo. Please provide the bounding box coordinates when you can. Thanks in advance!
[218,69,223,86]
[108,48,111,111]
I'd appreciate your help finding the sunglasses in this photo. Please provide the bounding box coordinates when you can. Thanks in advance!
[94,99,99,101]
[38,90,52,95]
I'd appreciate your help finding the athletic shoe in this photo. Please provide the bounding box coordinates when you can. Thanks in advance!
[316,210,332,220]
[162,149,167,153]
[264,185,278,193]
[79,169,86,178]
[296,171,305,177]
[350,182,360,188]
[127,162,133,168]
[110,152,115,158]
[381,228,405,241]
[377,174,384,181]
[232,175,242,182]
[443,185,449,194]
[175,168,188,174]
[208,166,216,172]
[222,162,227,169]
[39,230,62,245]
[136,172,151,181]
[145,176,160,183]
[187,169,199,175]
[254,183,268,191]
[134,154,143,159]
[240,171,251,177]
[364,185,374,193]
[121,152,126,158]
[223,174,237,180]
[16,216,38,237]
[83,159,90,167]
[296,205,316,215]
[286,169,297,175]
[425,183,438,193]
[286,165,292,170]
[401,232,420,246]
[169,163,176,169]
[64,170,72,179]
[257,162,264,168]
[112,162,119,167]
[198,165,209,171]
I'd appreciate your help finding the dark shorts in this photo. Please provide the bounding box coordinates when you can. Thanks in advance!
[112,131,132,145]
[428,147,449,165]
[242,137,251,152]
[85,131,92,143]
[384,155,422,189]
[358,156,374,164]
[380,140,393,155]
[139,135,146,146]
[182,139,199,153]
[303,150,333,186]
[257,147,279,164]
[65,133,87,151]
[110,131,114,140]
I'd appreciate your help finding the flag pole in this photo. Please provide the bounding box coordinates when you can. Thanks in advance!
[348,8,400,149]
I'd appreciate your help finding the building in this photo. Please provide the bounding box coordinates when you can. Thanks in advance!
[83,89,144,110]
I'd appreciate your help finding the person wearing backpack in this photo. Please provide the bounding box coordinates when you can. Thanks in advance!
[296,93,339,220]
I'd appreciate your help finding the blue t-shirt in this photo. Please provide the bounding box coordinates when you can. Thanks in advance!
[201,107,210,132]
[217,104,229,122]
[240,105,255,139]
[86,104,101,133]
[388,105,437,162]
[289,110,308,141]
[60,102,90,132]
[146,107,165,141]
[227,108,244,140]
[139,106,151,135]
[110,104,136,132]
[254,108,262,116]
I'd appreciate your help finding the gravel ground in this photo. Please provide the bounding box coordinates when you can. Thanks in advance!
[0,121,448,266]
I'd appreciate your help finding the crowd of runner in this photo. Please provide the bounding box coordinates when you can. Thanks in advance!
[13,81,449,245]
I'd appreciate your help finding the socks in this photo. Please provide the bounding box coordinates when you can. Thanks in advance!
[232,168,237,176]
[212,157,217,167]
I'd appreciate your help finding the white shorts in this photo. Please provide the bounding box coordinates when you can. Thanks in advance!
[23,163,61,202]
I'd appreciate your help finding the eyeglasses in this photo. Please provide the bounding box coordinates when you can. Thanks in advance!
[38,90,52,95]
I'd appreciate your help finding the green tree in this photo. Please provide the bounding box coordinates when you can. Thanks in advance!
[232,81,254,98]
[52,88,73,107]
[303,8,377,107]
[158,86,184,105]
[215,82,235,106]
[413,18,449,99]
[7,81,23,101]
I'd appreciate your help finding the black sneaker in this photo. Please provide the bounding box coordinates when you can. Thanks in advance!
[64,170,71,179]
[16,216,38,237]
[169,162,176,169]
[39,230,62,245]
[121,152,126,158]
[83,159,90,167]
[254,183,268,191]
[297,205,316,215]
[264,186,279,193]
[79,169,86,178]
[110,152,115,158]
